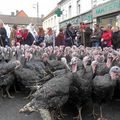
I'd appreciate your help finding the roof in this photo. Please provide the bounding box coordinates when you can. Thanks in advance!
[0,14,42,25]
[16,10,28,17]
[58,0,67,5]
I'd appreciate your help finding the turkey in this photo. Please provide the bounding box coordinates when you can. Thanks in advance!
[0,60,21,98]
[19,57,74,120]
[92,66,120,120]
[14,67,42,99]
[68,56,93,120]
[95,54,114,76]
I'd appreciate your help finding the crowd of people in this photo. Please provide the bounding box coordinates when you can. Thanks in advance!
[0,19,120,50]
[0,18,120,120]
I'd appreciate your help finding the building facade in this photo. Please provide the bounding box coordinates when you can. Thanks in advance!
[42,7,60,34]
[58,0,92,27]
[43,0,120,34]
[58,0,92,22]
[92,0,120,27]
[92,0,111,7]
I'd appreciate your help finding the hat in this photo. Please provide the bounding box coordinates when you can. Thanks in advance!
[110,66,120,74]
[67,23,72,28]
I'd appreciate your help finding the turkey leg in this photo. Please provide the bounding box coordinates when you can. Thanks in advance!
[6,85,15,98]
[100,105,103,118]
[39,109,52,120]
[73,107,82,120]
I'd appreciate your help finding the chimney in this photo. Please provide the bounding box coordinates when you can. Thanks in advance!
[11,12,15,16]
[41,14,44,19]
[16,10,19,15]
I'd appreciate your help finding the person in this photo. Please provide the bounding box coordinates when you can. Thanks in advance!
[112,26,120,50]
[27,23,37,40]
[55,28,65,46]
[44,27,55,47]
[101,25,113,48]
[10,24,17,47]
[16,26,35,46]
[91,24,103,47]
[0,19,7,47]
[4,24,11,46]
[35,26,45,46]
[78,22,92,47]
[65,23,76,47]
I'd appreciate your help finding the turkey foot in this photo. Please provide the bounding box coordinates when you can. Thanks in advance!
[6,86,15,99]
[73,107,82,120]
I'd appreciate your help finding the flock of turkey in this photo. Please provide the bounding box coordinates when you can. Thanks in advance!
[0,44,120,120]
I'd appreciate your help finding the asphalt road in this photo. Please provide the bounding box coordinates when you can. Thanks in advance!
[0,92,120,120]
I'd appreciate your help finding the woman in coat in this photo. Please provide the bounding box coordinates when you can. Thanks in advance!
[0,20,7,47]
[101,26,112,48]
[35,26,45,46]
[55,28,65,46]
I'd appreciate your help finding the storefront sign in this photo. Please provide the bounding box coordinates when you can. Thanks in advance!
[93,0,120,18]
[81,11,93,23]
[59,15,81,28]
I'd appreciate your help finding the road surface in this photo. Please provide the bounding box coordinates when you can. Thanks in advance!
[0,92,120,120]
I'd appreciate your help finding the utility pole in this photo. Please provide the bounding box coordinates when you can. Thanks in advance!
[33,2,39,25]
[37,2,39,26]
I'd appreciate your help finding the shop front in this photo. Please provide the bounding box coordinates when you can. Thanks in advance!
[80,10,93,28]
[59,10,93,29]
[93,0,120,28]
[59,15,81,29]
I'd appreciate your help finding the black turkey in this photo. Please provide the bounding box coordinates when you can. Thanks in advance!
[68,56,93,120]
[92,66,120,120]
[0,60,21,98]
[19,57,73,120]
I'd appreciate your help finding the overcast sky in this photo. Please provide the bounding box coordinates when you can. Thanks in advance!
[0,0,60,17]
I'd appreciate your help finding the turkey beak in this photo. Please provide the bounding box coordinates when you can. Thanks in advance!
[15,61,21,69]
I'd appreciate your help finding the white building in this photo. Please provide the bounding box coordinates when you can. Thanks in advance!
[43,0,93,33]
[58,0,92,23]
[92,0,111,7]
[42,7,60,34]
[92,0,120,27]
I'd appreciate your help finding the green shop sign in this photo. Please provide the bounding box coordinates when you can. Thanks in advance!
[81,11,93,23]
[59,16,81,28]
[93,0,120,17]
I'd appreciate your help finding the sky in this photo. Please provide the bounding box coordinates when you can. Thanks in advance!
[0,0,60,17]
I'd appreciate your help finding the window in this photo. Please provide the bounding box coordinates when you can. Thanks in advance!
[51,18,53,26]
[54,16,56,25]
[62,9,64,20]
[77,0,80,15]
[68,5,72,18]
[109,19,113,26]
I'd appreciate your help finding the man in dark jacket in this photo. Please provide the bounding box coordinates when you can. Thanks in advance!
[79,22,92,47]
[0,21,7,47]
[65,23,76,47]
[112,26,120,50]
[91,24,103,47]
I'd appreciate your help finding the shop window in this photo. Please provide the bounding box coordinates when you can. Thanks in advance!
[109,19,113,26]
